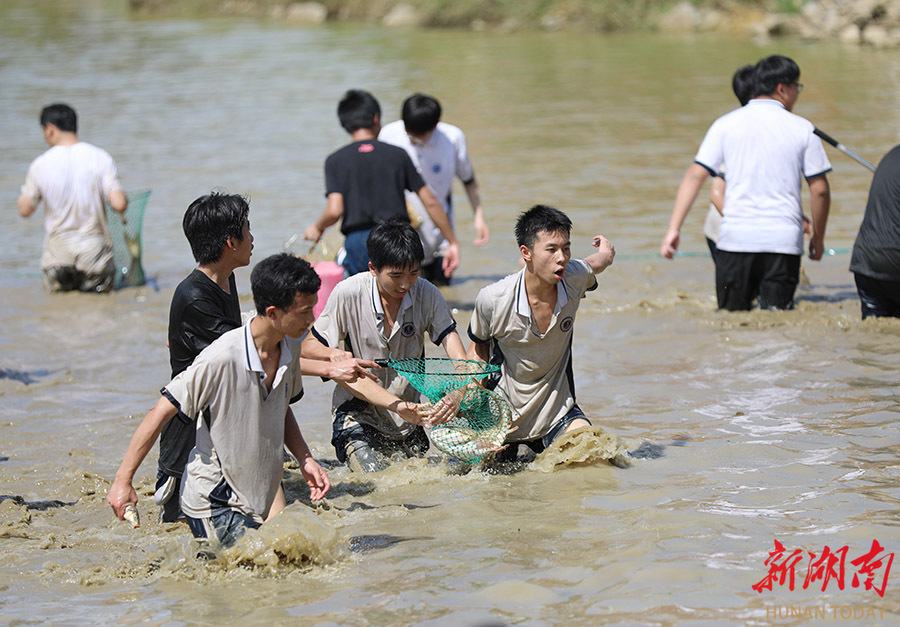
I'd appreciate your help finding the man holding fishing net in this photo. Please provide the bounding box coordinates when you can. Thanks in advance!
[301,217,472,472]
[467,205,615,464]
[17,103,128,293]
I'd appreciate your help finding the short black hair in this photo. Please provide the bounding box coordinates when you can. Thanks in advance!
[402,93,442,135]
[337,89,381,133]
[515,205,572,249]
[367,217,424,271]
[40,103,77,133]
[754,55,800,96]
[182,192,250,265]
[251,253,321,315]
[732,64,756,106]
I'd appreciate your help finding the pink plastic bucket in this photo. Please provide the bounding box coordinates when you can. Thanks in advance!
[312,261,343,318]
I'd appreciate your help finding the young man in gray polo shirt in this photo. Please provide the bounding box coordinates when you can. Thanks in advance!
[107,254,377,548]
[467,205,615,463]
[301,217,467,472]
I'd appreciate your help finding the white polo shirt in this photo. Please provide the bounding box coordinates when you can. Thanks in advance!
[379,120,475,260]
[311,272,457,437]
[164,320,304,522]
[468,260,597,441]
[694,99,831,255]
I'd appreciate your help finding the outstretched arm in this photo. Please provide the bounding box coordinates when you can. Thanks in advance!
[417,185,460,277]
[661,163,710,258]
[106,396,179,519]
[304,193,344,243]
[584,235,615,274]
[283,407,330,501]
[463,179,489,246]
[807,175,830,261]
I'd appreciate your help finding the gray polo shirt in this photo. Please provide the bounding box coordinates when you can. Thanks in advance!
[311,272,457,437]
[468,259,597,441]
[163,320,304,522]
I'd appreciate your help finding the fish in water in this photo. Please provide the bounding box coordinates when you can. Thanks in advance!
[0,367,60,385]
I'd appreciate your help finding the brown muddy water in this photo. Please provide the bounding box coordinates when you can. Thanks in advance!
[1,1,899,624]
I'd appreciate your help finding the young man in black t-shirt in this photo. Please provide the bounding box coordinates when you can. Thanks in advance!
[303,89,461,279]
[157,192,253,522]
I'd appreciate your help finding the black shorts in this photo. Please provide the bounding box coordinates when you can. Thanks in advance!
[421,257,451,286]
[715,250,801,311]
[332,404,429,464]
[854,272,900,319]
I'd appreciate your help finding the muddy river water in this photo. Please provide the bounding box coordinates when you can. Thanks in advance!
[1,1,899,624]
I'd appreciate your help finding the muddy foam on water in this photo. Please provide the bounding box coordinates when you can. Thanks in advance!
[532,425,630,472]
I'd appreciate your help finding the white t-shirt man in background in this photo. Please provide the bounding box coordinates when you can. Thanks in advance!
[379,93,489,286]
[17,103,128,293]
[661,55,831,311]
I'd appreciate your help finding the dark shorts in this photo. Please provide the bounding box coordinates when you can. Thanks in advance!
[715,250,801,311]
[185,508,260,549]
[342,228,372,277]
[855,272,900,319]
[491,404,590,464]
[155,469,184,523]
[706,237,719,267]
[42,266,113,293]
[332,406,429,472]
[421,257,451,286]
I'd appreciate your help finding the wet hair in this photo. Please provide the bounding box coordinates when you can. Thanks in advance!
[367,217,424,271]
[732,64,756,106]
[182,192,250,265]
[337,89,381,133]
[251,253,321,314]
[402,93,442,135]
[754,55,800,97]
[515,205,572,249]
[40,103,77,133]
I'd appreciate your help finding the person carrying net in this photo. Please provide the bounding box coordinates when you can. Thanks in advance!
[467,205,615,464]
[301,218,475,472]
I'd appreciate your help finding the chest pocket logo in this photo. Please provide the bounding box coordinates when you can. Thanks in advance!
[432,164,441,173]
[401,322,416,337]
[560,316,574,333]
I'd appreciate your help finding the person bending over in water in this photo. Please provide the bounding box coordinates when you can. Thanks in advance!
[467,205,615,464]
[107,254,377,549]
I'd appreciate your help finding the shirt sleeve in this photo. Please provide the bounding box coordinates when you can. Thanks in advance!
[101,152,124,198]
[20,161,42,205]
[452,128,475,184]
[568,259,598,295]
[422,281,457,346]
[402,151,426,193]
[161,354,217,421]
[803,131,832,179]
[467,286,494,344]
[324,152,342,197]
[310,282,346,348]
[694,120,724,176]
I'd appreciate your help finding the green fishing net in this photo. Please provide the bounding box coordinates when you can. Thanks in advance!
[377,357,512,464]
[105,189,150,289]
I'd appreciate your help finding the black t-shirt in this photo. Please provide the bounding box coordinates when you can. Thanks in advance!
[159,269,241,476]
[850,145,900,281]
[324,139,425,234]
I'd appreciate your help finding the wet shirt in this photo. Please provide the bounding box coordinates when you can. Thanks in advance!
[850,144,900,281]
[159,269,242,477]
[20,142,123,240]
[163,321,304,523]
[695,99,831,255]
[324,140,425,234]
[311,272,457,437]
[468,260,597,441]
